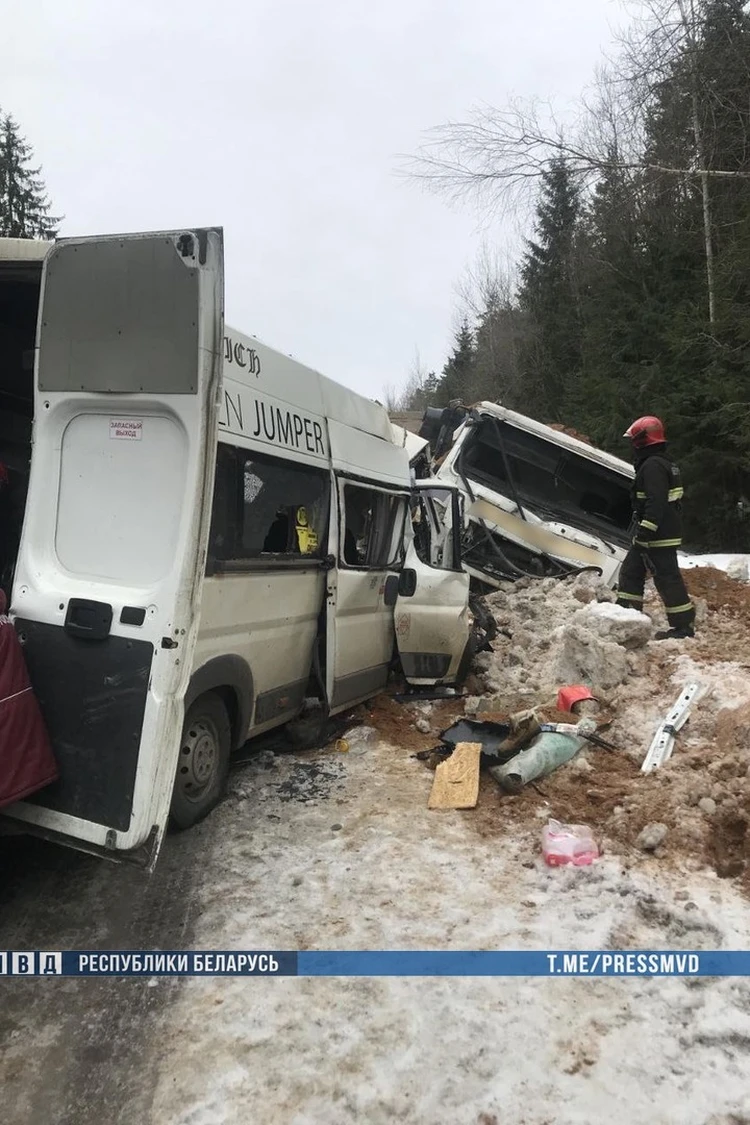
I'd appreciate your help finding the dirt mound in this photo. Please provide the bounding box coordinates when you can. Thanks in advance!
[709,804,749,879]
[685,566,750,616]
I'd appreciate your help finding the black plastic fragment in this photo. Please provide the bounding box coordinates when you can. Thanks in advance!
[438,718,519,763]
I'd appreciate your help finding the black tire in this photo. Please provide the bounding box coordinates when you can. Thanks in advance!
[170,692,231,830]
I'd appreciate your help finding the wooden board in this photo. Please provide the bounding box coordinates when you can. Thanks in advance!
[428,742,482,810]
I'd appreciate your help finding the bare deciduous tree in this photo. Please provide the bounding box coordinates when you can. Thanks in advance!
[405,0,750,325]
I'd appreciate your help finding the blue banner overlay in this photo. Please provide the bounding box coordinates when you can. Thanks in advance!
[2,950,750,977]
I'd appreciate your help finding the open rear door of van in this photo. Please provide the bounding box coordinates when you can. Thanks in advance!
[4,229,224,868]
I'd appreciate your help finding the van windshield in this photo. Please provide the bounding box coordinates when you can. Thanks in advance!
[461,417,632,541]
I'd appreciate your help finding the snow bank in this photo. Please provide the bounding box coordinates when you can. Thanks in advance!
[476,573,651,698]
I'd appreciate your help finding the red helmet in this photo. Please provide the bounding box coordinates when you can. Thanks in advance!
[623,415,665,448]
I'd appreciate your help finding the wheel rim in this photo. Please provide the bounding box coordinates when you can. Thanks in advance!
[178,715,220,803]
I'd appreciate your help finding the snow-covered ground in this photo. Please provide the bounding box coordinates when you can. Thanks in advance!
[147,735,750,1125]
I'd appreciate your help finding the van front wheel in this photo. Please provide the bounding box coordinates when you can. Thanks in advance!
[170,692,231,830]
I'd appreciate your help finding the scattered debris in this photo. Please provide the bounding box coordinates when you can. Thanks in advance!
[539,719,621,754]
[636,823,669,852]
[698,797,717,816]
[363,562,750,888]
[541,819,599,866]
[727,557,750,582]
[415,718,432,734]
[428,742,482,809]
[439,718,515,761]
[489,729,585,794]
[557,684,596,712]
[337,725,379,757]
[641,683,705,773]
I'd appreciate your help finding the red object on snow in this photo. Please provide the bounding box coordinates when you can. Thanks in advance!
[557,685,596,713]
[0,597,58,808]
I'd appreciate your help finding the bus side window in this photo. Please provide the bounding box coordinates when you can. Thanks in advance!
[207,444,330,566]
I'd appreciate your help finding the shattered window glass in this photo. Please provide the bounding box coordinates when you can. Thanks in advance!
[208,444,330,563]
[341,484,407,569]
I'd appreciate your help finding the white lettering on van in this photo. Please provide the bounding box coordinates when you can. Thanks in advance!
[109,419,143,441]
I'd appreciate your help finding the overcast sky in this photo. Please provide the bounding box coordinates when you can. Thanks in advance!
[7,0,625,400]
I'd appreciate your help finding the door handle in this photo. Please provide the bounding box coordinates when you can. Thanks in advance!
[64,599,113,641]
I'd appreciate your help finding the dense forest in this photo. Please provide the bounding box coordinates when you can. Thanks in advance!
[400,0,750,550]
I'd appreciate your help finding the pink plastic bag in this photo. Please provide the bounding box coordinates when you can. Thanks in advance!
[542,819,599,866]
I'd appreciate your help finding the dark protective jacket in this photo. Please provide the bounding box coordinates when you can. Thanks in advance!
[632,444,684,548]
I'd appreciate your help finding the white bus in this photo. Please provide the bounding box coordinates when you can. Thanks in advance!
[420,402,635,589]
[0,228,472,868]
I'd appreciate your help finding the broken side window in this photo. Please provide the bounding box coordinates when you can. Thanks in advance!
[412,488,462,571]
[341,484,407,569]
[208,444,330,565]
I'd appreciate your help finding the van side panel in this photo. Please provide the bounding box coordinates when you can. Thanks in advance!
[194,570,324,739]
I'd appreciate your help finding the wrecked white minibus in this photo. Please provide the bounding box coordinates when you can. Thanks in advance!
[0,229,473,868]
[419,402,635,589]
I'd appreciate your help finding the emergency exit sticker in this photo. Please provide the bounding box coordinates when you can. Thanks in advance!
[109,419,143,440]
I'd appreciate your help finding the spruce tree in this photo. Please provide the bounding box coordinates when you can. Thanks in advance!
[0,113,60,239]
[436,320,476,405]
[517,158,582,421]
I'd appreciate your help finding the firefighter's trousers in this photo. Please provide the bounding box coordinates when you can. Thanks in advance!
[616,546,695,630]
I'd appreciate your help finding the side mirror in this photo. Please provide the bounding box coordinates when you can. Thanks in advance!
[398,568,417,597]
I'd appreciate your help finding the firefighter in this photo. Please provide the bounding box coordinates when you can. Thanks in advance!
[615,415,696,640]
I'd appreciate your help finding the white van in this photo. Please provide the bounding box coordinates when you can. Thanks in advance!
[420,402,635,589]
[0,229,472,867]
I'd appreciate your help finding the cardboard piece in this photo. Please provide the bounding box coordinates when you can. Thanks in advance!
[428,742,482,809]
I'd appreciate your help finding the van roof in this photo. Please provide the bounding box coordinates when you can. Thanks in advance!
[224,325,395,444]
[0,238,51,262]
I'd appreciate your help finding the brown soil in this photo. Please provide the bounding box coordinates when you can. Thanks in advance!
[546,423,594,446]
[355,694,460,752]
[685,566,750,617]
